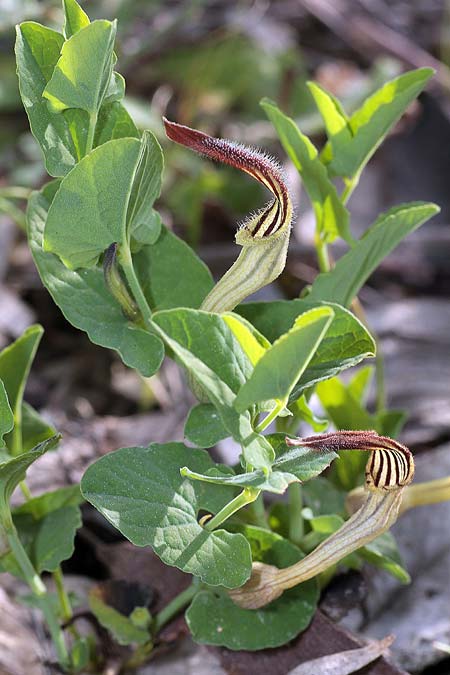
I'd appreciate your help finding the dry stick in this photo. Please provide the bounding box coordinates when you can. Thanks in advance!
[229,430,414,610]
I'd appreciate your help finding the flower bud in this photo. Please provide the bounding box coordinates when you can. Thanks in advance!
[103,243,140,321]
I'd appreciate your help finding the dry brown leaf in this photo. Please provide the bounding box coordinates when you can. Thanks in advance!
[287,635,394,675]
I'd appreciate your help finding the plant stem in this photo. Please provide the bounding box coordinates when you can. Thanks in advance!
[315,236,331,273]
[205,488,260,531]
[19,480,33,501]
[374,346,386,413]
[0,197,27,231]
[351,297,386,414]
[153,583,198,634]
[53,566,80,640]
[288,483,304,546]
[0,186,32,200]
[247,493,268,528]
[18,481,78,642]
[341,175,359,205]
[53,567,72,622]
[11,410,23,458]
[85,111,98,155]
[255,400,286,434]
[119,245,153,331]
[6,527,69,669]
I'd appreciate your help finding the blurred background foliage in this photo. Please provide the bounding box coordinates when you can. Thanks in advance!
[4,0,439,250]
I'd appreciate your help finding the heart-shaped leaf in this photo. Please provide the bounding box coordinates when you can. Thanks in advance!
[186,526,319,650]
[81,443,252,588]
[27,182,164,377]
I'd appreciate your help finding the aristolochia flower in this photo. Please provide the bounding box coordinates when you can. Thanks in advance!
[229,430,415,610]
[164,118,293,312]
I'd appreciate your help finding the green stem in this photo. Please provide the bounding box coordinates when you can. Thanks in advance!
[6,527,69,669]
[205,487,260,531]
[53,567,72,622]
[19,480,33,501]
[288,483,304,546]
[247,493,268,528]
[351,298,386,415]
[153,583,198,634]
[341,175,359,205]
[11,407,23,458]
[53,566,80,641]
[85,111,98,155]
[0,187,32,200]
[119,245,153,331]
[0,197,27,231]
[315,236,330,274]
[18,482,78,642]
[375,344,386,413]
[255,400,286,434]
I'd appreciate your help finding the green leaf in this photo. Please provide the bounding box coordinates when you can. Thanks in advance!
[134,226,213,311]
[155,308,252,393]
[152,309,274,470]
[21,402,57,453]
[81,443,252,588]
[15,21,138,177]
[130,211,162,250]
[44,134,162,269]
[261,98,351,244]
[235,307,334,412]
[186,527,318,650]
[359,531,410,583]
[0,381,13,447]
[184,404,229,448]
[182,433,337,494]
[28,182,164,377]
[0,325,43,455]
[63,0,90,38]
[348,365,374,405]
[307,81,350,168]
[13,485,83,518]
[43,20,116,116]
[321,68,434,179]
[94,101,139,147]
[316,376,373,490]
[89,586,150,646]
[376,409,407,437]
[302,477,346,516]
[238,300,375,395]
[126,131,164,237]
[15,22,76,177]
[308,202,440,307]
[223,313,270,362]
[30,505,81,572]
[103,72,126,107]
[289,395,328,432]
[0,436,60,529]
[0,504,81,576]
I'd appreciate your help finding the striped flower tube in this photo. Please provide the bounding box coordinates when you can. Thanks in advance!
[163,119,293,312]
[229,430,415,610]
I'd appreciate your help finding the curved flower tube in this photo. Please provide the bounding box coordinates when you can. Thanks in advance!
[229,430,415,610]
[347,474,450,516]
[163,118,293,312]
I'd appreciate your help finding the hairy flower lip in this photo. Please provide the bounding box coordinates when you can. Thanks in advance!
[162,117,288,191]
[163,117,293,316]
[163,117,291,239]
[286,430,414,491]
